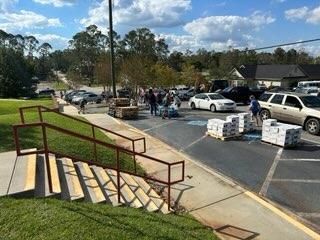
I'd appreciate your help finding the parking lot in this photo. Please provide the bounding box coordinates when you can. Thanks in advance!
[125,102,320,231]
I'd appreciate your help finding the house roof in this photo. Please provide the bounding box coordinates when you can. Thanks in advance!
[234,64,309,80]
[299,64,320,79]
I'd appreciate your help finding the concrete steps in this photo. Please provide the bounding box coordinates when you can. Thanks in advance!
[35,154,61,197]
[106,169,143,208]
[74,162,106,204]
[7,149,37,196]
[57,158,84,201]
[1,151,169,214]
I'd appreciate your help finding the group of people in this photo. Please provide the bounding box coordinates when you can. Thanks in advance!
[146,88,177,119]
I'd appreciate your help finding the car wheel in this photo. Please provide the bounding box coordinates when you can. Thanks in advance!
[191,102,196,110]
[210,104,216,112]
[96,99,101,104]
[305,118,320,135]
[83,100,87,105]
[260,109,270,121]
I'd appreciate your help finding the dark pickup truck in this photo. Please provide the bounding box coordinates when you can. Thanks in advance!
[219,86,264,104]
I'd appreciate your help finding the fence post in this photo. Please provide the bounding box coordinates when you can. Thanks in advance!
[92,126,97,162]
[116,149,121,204]
[168,164,171,211]
[42,125,53,193]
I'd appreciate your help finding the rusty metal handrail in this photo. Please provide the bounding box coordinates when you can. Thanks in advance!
[12,122,185,210]
[19,105,146,173]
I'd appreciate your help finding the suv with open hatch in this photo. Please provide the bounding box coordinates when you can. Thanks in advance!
[259,92,320,135]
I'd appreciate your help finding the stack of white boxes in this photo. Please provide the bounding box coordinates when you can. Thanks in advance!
[226,115,240,136]
[262,119,302,147]
[207,116,240,138]
[238,113,254,133]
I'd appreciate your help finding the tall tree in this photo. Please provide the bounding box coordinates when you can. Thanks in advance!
[120,28,169,61]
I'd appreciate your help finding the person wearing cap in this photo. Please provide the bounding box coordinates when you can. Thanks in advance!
[249,95,261,126]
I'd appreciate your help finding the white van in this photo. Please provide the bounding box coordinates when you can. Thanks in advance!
[297,81,320,89]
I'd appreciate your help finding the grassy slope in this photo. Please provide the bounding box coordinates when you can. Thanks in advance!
[0,98,137,172]
[0,197,217,240]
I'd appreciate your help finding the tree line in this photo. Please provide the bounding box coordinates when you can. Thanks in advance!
[1,24,320,98]
[0,30,53,97]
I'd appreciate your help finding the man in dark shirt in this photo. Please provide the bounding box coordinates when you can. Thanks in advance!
[149,89,157,116]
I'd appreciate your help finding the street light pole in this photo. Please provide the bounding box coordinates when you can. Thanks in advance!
[108,0,116,98]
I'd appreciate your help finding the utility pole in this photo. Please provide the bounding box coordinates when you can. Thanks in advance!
[108,0,116,98]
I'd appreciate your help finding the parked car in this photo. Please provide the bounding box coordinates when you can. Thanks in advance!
[38,88,55,96]
[189,93,236,112]
[72,92,102,105]
[209,80,229,92]
[220,86,264,104]
[117,88,131,98]
[178,88,195,100]
[64,90,86,102]
[259,92,320,135]
[295,87,319,96]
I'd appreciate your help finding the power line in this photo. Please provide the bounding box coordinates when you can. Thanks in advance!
[246,38,320,52]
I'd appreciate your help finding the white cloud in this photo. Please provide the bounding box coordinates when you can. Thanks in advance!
[33,0,75,7]
[285,7,309,21]
[183,12,275,43]
[0,0,18,12]
[30,33,69,49]
[285,5,320,24]
[80,0,191,31]
[0,10,62,31]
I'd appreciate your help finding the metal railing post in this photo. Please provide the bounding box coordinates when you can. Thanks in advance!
[132,141,137,174]
[12,126,21,155]
[143,138,146,153]
[38,106,43,122]
[92,126,98,162]
[19,108,25,124]
[42,125,53,193]
[116,149,121,204]
[168,164,171,211]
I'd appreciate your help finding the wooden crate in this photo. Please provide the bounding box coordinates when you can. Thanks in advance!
[115,106,138,119]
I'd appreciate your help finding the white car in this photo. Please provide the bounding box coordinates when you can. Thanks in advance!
[189,93,236,112]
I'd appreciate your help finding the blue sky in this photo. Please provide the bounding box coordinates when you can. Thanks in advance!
[0,0,320,55]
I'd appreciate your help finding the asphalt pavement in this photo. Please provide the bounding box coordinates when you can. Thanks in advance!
[125,102,320,231]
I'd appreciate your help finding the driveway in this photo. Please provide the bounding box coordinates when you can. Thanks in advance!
[125,102,320,231]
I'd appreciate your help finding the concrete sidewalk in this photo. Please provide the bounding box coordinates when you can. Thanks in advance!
[60,103,319,240]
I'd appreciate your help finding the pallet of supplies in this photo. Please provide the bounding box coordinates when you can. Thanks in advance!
[238,113,254,133]
[262,119,302,148]
[109,98,130,107]
[115,106,138,119]
[207,118,241,140]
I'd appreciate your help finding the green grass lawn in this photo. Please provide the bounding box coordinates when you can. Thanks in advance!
[0,197,217,240]
[0,98,137,172]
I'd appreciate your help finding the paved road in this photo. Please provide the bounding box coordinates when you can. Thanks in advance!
[125,102,320,231]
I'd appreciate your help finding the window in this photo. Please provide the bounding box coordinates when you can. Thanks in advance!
[209,94,225,100]
[270,94,284,104]
[300,96,320,108]
[259,93,272,102]
[285,96,302,108]
[195,94,205,99]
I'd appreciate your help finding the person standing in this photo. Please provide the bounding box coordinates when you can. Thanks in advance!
[149,89,157,116]
[78,99,86,114]
[162,92,171,119]
[249,95,260,126]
